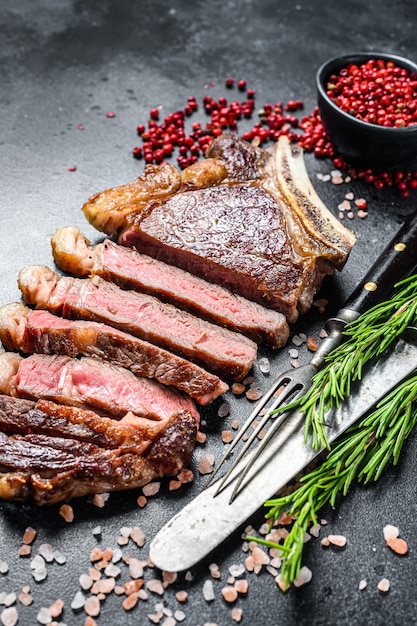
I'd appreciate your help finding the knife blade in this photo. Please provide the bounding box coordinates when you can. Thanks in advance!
[150,327,417,572]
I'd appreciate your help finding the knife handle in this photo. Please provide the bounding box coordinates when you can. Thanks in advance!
[342,209,417,316]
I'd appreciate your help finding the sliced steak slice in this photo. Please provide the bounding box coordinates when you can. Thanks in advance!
[0,395,196,505]
[82,134,355,322]
[18,265,257,382]
[0,351,200,424]
[51,226,289,349]
[0,303,229,405]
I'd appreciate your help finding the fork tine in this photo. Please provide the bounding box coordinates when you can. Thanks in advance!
[203,372,294,490]
[228,407,296,503]
[211,378,304,496]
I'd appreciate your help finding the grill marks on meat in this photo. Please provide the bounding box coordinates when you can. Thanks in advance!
[82,134,355,322]
[0,303,229,405]
[0,351,200,425]
[51,226,289,349]
[18,265,257,382]
[0,395,196,505]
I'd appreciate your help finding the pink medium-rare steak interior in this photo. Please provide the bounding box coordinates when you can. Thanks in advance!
[51,226,289,349]
[18,265,257,382]
[1,352,199,425]
[0,303,229,405]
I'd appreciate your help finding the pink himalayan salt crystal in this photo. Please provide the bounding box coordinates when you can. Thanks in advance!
[327,534,347,547]
[146,579,164,595]
[293,565,312,588]
[1,607,19,626]
[221,586,238,603]
[198,454,215,475]
[142,482,161,497]
[234,579,248,594]
[377,578,390,593]
[383,524,399,540]
[251,546,270,566]
[231,608,243,623]
[59,504,74,522]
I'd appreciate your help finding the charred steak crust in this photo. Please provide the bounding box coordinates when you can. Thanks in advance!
[0,395,196,505]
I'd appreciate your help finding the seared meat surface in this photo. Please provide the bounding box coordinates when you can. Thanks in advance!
[51,226,289,349]
[0,395,196,505]
[83,135,356,322]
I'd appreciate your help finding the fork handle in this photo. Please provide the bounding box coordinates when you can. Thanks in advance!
[342,208,417,315]
[310,209,417,368]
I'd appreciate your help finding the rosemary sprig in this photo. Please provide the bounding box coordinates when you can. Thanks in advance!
[247,375,417,588]
[273,272,417,449]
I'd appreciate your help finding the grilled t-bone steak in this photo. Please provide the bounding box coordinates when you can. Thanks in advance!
[0,395,196,505]
[18,265,257,382]
[82,135,356,323]
[0,351,200,425]
[0,303,228,405]
[51,226,289,349]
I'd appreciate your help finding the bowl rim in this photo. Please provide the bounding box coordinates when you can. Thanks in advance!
[316,52,417,135]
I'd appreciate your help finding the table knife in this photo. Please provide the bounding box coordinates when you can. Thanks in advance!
[150,327,417,572]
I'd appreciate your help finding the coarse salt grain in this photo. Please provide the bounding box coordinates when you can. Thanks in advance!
[234,579,248,594]
[327,534,347,547]
[383,524,399,540]
[198,454,215,474]
[48,599,64,619]
[386,537,408,555]
[146,579,164,595]
[231,383,246,395]
[0,562,8,575]
[130,527,146,547]
[180,469,195,484]
[1,607,18,626]
[222,430,233,444]
[258,357,270,374]
[359,579,367,590]
[174,609,186,622]
[196,430,207,443]
[377,578,390,593]
[84,595,101,617]
[142,482,161,497]
[202,579,215,602]
[59,504,74,523]
[246,387,263,401]
[175,590,188,603]
[218,402,230,417]
[137,495,147,508]
[122,593,138,611]
[70,591,86,611]
[221,586,238,603]
[22,527,37,545]
[306,336,318,351]
[18,593,32,607]
[293,565,312,588]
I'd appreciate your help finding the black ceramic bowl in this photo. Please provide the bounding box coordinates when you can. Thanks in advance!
[316,52,417,170]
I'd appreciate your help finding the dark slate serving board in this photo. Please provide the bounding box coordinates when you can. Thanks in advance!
[1,1,416,624]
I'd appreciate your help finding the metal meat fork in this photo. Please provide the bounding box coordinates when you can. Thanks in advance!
[206,209,417,502]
